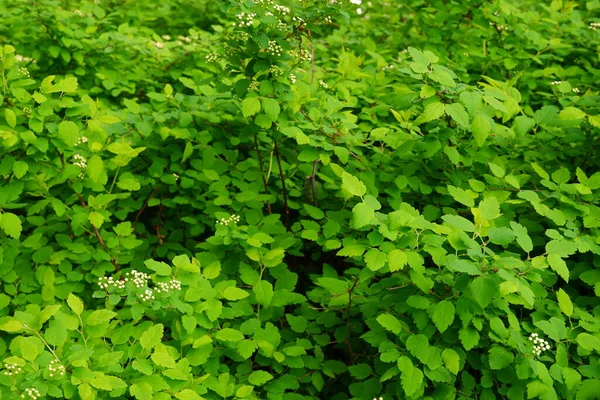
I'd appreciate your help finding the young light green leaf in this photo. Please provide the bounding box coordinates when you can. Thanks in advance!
[429,300,455,333]
[472,114,490,146]
[67,293,84,315]
[58,121,79,147]
[364,249,387,271]
[342,172,366,197]
[557,289,573,317]
[445,103,469,127]
[140,324,164,349]
[0,212,22,239]
[242,97,261,117]
[377,313,403,335]
[510,221,533,253]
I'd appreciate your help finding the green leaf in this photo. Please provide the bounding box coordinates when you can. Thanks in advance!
[280,126,310,145]
[429,300,455,333]
[557,289,573,317]
[472,114,491,146]
[216,328,245,342]
[429,70,456,87]
[87,309,117,325]
[5,108,16,128]
[352,202,376,228]
[445,103,469,127]
[140,324,164,349]
[58,121,79,147]
[401,365,423,397]
[478,197,500,220]
[242,97,261,117]
[262,98,280,121]
[562,368,581,391]
[510,222,533,253]
[286,315,307,333]
[144,259,171,276]
[364,249,387,271]
[377,313,403,335]
[448,259,481,275]
[349,363,372,380]
[442,349,460,375]
[253,280,273,307]
[447,185,476,207]
[13,161,28,179]
[67,293,84,315]
[577,333,600,351]
[547,254,569,282]
[87,155,104,183]
[388,249,407,271]
[248,370,273,386]
[459,327,480,350]
[559,106,586,120]
[442,215,475,232]
[488,346,514,369]
[488,227,515,246]
[223,287,249,301]
[417,102,445,124]
[88,211,104,229]
[342,172,366,197]
[151,352,176,368]
[488,162,505,178]
[0,212,22,239]
[181,142,193,164]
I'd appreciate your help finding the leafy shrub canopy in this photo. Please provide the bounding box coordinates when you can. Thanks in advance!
[1,0,600,399]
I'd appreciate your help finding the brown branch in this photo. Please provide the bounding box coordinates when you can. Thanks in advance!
[253,134,272,215]
[56,149,119,271]
[273,140,290,229]
[133,185,164,228]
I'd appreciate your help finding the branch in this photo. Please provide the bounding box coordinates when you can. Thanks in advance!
[133,185,164,228]
[253,134,272,215]
[273,140,290,229]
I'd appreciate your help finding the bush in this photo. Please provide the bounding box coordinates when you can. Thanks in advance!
[1,0,600,399]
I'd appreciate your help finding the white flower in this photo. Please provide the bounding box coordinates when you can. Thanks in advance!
[319,79,328,89]
[529,333,551,356]
[572,87,580,93]
[152,41,165,49]
[217,214,241,226]
[550,80,561,85]
[350,0,362,4]
[356,7,363,14]
[267,40,283,56]
[289,73,297,84]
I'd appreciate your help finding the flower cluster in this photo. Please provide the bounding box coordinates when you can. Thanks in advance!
[73,9,84,16]
[550,80,561,85]
[381,64,394,71]
[48,360,65,377]
[273,5,290,15]
[248,81,260,91]
[23,107,32,115]
[140,289,155,301]
[4,363,22,376]
[255,0,274,4]
[217,214,241,226]
[292,16,304,24]
[162,34,171,41]
[289,73,297,84]
[372,397,383,400]
[15,54,33,63]
[155,279,182,293]
[292,49,311,62]
[319,79,328,88]
[350,0,362,4]
[18,67,30,77]
[529,333,551,356]
[205,52,219,62]
[21,388,41,399]
[267,40,283,56]
[72,154,86,168]
[76,136,88,146]
[269,65,284,76]
[324,15,333,24]
[572,87,580,93]
[172,173,179,181]
[152,41,165,49]
[589,22,600,31]
[236,12,256,27]
[98,276,126,290]
[126,270,150,288]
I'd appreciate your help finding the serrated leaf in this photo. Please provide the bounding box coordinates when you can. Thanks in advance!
[242,97,261,117]
[140,324,164,349]
[248,370,273,386]
[216,328,245,342]
[377,313,403,335]
[253,280,273,307]
[547,254,569,282]
[223,287,249,301]
[445,103,469,127]
[472,114,490,146]
[442,349,460,375]
[364,248,387,271]
[87,155,104,183]
[87,309,117,325]
[67,293,84,315]
[388,249,407,271]
[144,259,171,276]
[447,185,476,207]
[489,346,514,369]
[58,121,79,147]
[510,221,533,253]
[342,172,366,197]
[262,98,280,121]
[352,202,376,228]
[5,109,16,128]
[0,212,22,239]
[401,366,423,397]
[557,289,573,317]
[429,300,455,333]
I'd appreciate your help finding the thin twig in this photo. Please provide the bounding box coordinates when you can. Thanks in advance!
[273,140,290,229]
[308,30,315,85]
[133,185,164,228]
[253,134,272,214]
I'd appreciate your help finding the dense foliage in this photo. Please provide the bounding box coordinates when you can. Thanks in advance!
[1,0,600,399]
